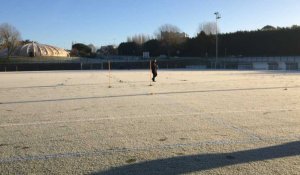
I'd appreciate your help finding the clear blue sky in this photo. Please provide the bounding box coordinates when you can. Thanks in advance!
[1,0,299,49]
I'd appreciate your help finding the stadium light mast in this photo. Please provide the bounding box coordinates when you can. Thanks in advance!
[214,12,221,69]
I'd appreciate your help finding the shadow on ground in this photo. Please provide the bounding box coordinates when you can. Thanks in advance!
[1,86,300,105]
[91,141,300,175]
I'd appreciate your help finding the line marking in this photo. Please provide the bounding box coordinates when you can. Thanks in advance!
[1,85,300,105]
[0,108,299,127]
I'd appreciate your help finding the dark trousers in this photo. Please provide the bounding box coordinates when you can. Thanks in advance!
[152,71,157,81]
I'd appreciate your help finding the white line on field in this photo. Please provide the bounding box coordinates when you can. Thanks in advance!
[0,108,299,128]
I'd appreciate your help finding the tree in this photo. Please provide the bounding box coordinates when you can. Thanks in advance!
[97,45,118,56]
[155,24,187,56]
[291,25,300,30]
[143,39,161,57]
[0,23,21,59]
[198,22,219,35]
[118,42,141,56]
[71,43,91,57]
[156,24,186,42]
[127,34,150,45]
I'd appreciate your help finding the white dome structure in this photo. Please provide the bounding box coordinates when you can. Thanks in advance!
[0,42,70,57]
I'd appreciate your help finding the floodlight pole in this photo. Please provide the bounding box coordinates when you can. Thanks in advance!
[214,12,221,69]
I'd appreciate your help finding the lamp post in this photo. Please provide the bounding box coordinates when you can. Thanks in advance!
[214,12,221,69]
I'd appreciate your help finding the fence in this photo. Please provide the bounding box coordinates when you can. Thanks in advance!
[0,56,300,72]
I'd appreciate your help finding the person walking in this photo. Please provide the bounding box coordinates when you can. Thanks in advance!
[151,59,158,82]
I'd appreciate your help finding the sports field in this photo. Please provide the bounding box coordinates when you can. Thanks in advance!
[0,70,299,174]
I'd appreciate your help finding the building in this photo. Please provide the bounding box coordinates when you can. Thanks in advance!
[0,42,70,57]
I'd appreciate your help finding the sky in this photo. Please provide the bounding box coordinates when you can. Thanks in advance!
[1,0,300,49]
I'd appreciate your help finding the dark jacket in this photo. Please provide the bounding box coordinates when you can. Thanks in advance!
[151,61,158,73]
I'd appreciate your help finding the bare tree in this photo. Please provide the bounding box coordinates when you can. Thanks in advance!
[155,24,187,56]
[0,23,21,59]
[127,34,150,45]
[198,22,219,35]
[156,24,181,40]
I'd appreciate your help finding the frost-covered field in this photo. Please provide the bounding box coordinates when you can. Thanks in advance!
[0,70,300,174]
